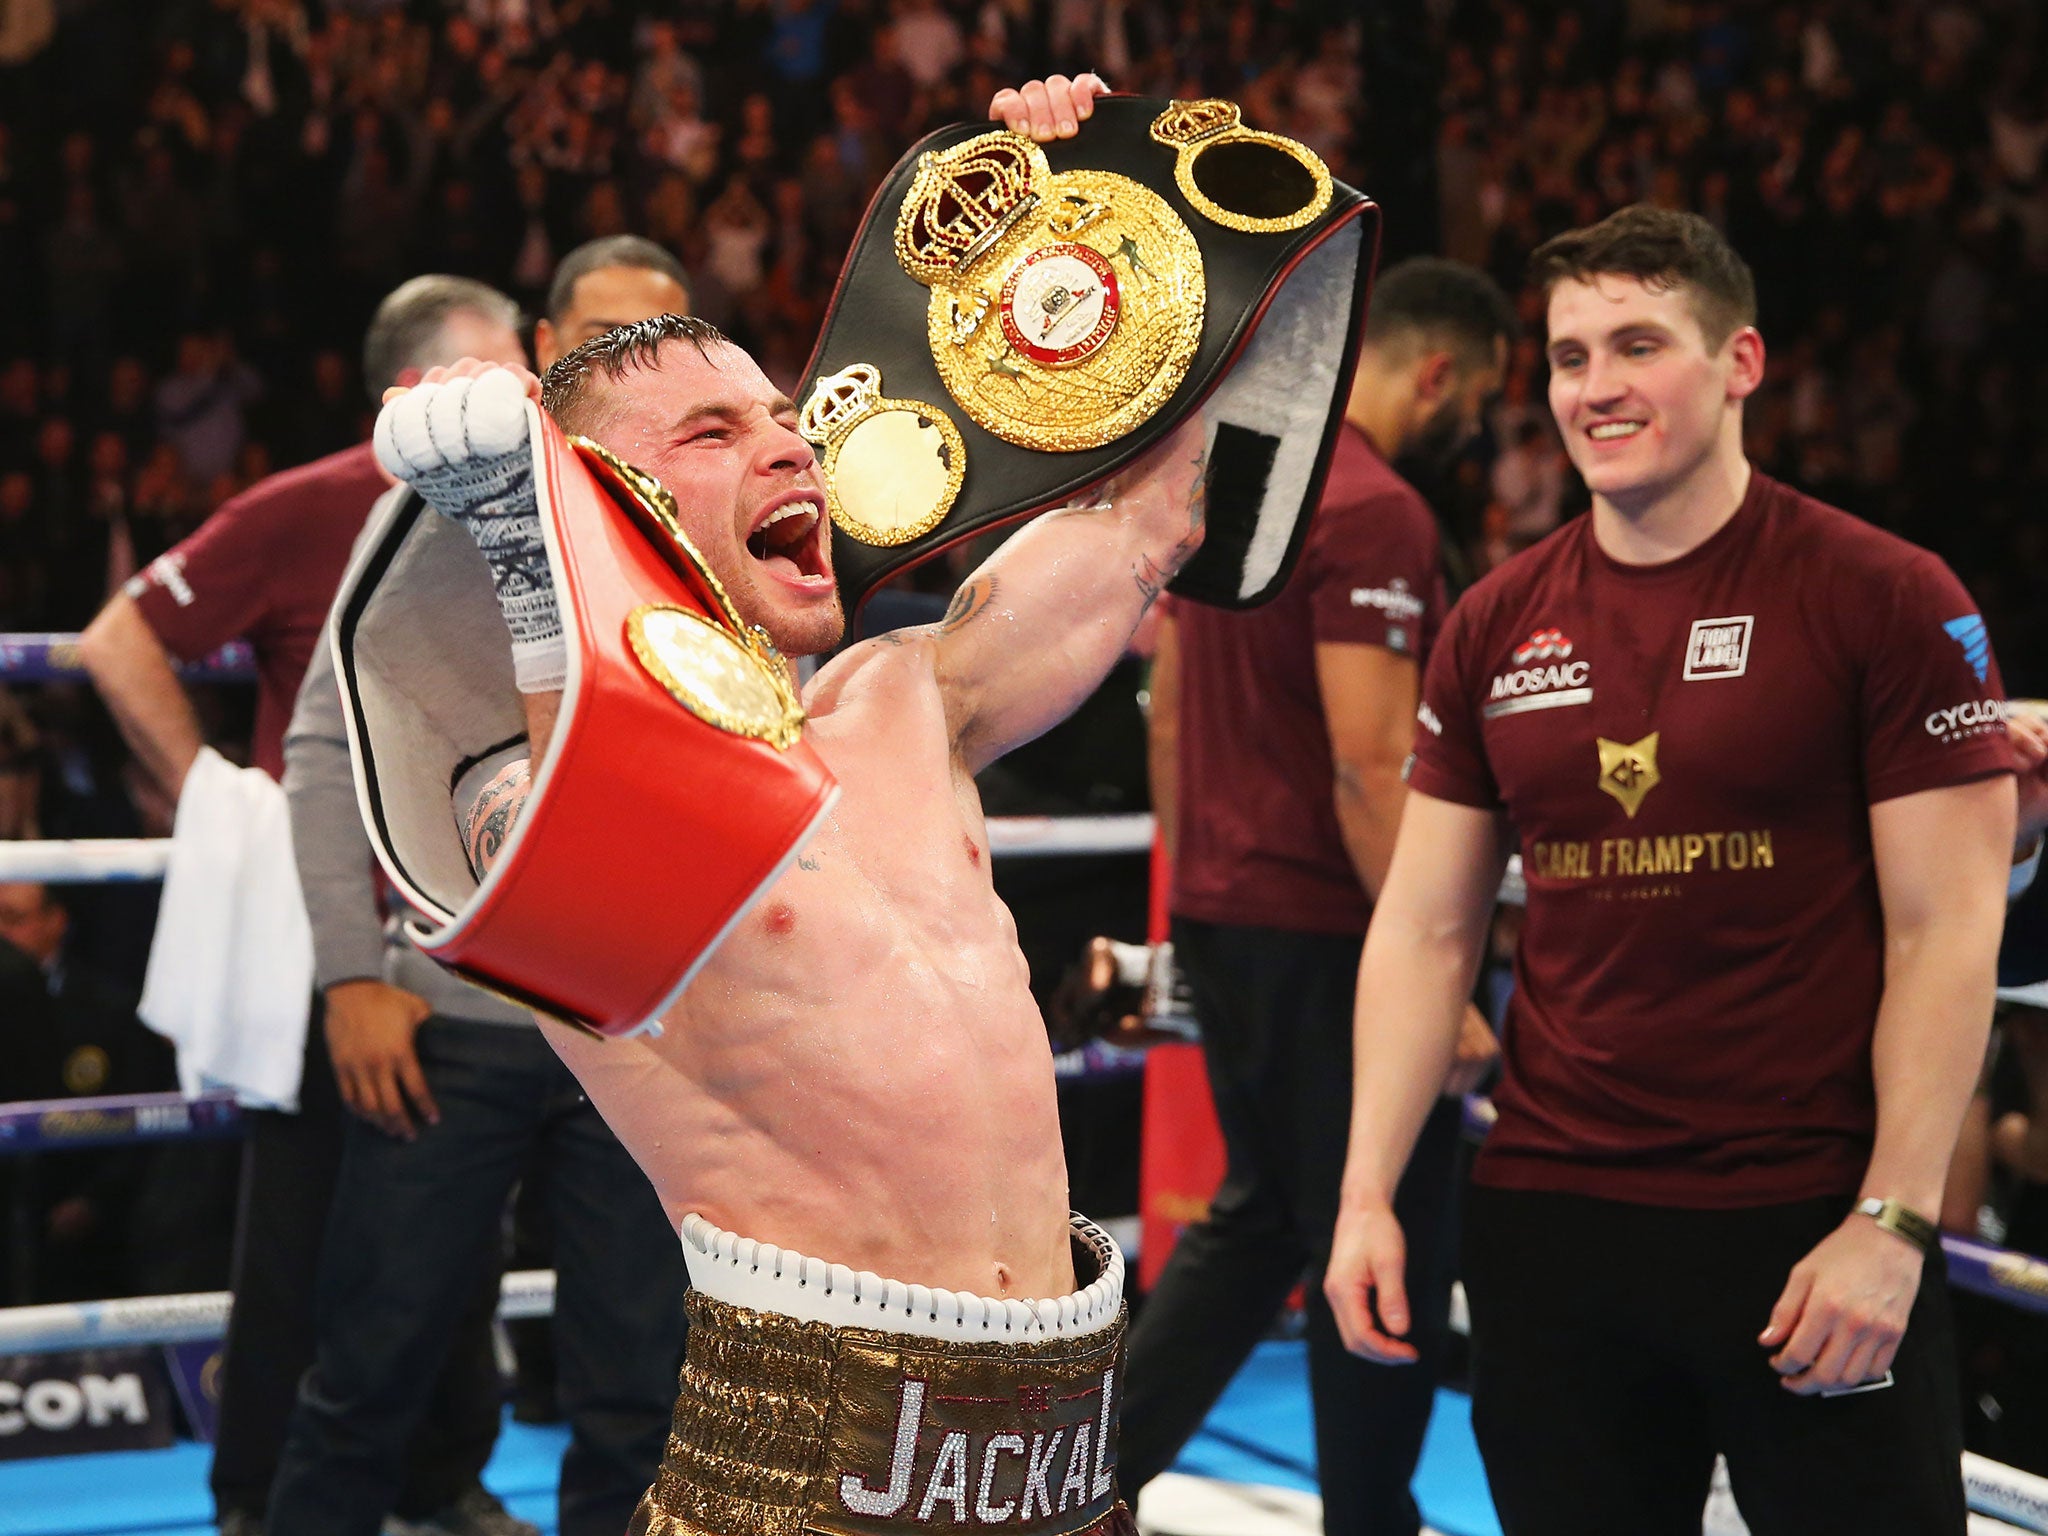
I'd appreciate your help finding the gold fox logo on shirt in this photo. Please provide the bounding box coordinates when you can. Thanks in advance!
[1596,733,1661,818]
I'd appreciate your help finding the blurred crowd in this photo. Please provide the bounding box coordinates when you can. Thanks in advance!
[0,0,2041,659]
[1,0,2047,1315]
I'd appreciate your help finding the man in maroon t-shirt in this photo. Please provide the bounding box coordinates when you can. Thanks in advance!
[77,276,529,1536]
[1126,260,1513,1536]
[1327,207,2037,1534]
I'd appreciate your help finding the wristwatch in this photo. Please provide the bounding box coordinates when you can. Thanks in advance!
[1855,1197,1938,1253]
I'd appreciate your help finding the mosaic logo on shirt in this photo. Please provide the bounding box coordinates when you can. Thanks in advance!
[1484,628,1591,719]
[1683,615,1752,680]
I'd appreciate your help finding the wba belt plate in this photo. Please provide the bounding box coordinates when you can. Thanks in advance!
[798,94,1379,614]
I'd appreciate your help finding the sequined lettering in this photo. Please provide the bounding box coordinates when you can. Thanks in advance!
[1019,1428,1067,1520]
[1058,1424,1092,1512]
[839,1378,926,1516]
[1091,1368,1115,1500]
[976,1434,1024,1523]
[917,1431,971,1522]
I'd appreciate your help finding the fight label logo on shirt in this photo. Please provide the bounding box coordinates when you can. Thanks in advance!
[1683,616,1752,680]
[1485,628,1591,719]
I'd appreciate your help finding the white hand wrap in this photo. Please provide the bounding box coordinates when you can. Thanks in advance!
[374,373,566,693]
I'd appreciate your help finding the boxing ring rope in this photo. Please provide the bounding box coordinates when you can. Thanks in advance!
[0,818,1160,884]
[0,633,254,684]
[0,1091,243,1151]
[0,1269,559,1356]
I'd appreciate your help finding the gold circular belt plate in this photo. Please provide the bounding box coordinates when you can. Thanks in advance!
[798,363,965,547]
[1149,99,1333,235]
[895,131,1205,454]
[626,604,804,751]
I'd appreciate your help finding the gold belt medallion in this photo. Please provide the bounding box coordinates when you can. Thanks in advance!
[1148,99,1333,235]
[894,131,1205,453]
[799,363,966,548]
[625,604,804,752]
[570,435,805,751]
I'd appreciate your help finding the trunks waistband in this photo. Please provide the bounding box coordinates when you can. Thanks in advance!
[679,1211,1125,1344]
[633,1216,1130,1536]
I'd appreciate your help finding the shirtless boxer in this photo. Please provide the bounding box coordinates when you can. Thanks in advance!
[371,71,1204,1536]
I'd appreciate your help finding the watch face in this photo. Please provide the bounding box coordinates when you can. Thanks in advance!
[998,242,1121,368]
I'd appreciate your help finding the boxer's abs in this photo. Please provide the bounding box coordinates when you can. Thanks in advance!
[549,808,1076,1300]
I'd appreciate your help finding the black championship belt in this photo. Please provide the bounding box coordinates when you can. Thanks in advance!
[797,95,1380,613]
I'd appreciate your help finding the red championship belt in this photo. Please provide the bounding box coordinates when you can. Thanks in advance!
[331,404,838,1037]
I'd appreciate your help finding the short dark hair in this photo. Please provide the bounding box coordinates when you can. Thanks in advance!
[541,313,732,436]
[544,236,693,324]
[1528,204,1757,347]
[361,275,521,401]
[1363,257,1518,369]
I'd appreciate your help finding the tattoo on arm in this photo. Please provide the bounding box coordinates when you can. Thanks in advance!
[1131,443,1210,602]
[463,761,532,878]
[1134,553,1167,603]
[939,575,997,635]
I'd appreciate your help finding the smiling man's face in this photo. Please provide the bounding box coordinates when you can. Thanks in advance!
[586,339,842,658]
[1544,273,1758,511]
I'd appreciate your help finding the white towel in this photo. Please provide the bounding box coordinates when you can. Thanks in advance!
[139,746,314,1110]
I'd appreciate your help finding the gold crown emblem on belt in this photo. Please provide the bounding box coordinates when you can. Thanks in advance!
[888,129,1206,453]
[896,137,1047,284]
[1147,98,1241,146]
[798,363,884,443]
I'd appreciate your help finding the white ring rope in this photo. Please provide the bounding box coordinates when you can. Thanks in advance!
[0,1269,556,1355]
[0,838,173,883]
[0,820,1160,882]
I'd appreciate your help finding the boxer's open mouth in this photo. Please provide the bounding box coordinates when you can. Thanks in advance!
[745,492,830,582]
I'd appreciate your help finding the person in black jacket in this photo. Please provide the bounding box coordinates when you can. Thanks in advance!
[0,879,180,1302]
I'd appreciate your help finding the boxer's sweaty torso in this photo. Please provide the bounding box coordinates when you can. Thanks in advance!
[546,632,1077,1300]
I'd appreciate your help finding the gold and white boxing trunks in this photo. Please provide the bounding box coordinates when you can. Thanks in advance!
[630,1213,1133,1536]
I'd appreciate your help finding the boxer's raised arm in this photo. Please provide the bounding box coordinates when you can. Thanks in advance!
[927,417,1208,774]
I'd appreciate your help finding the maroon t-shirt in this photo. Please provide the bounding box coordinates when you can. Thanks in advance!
[1171,425,1447,934]
[1411,472,2014,1206]
[127,443,385,782]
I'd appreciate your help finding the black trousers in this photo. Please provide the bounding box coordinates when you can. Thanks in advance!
[208,1003,501,1522]
[1119,919,1465,1536]
[268,1018,688,1536]
[1462,1186,1966,1536]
